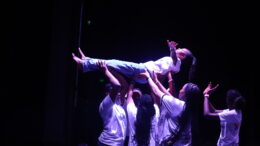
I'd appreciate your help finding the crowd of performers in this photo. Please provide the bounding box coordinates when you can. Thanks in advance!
[72,40,245,146]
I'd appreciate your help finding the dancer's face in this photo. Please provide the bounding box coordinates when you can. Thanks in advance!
[176,48,191,60]
[179,84,188,101]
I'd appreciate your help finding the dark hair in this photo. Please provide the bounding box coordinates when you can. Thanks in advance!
[166,83,202,145]
[174,53,197,92]
[189,56,197,82]
[226,89,245,110]
[133,88,142,98]
[183,52,197,82]
[132,88,142,106]
[134,94,155,146]
[104,83,112,93]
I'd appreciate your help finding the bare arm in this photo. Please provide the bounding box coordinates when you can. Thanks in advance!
[126,82,135,104]
[167,40,178,65]
[152,71,172,96]
[109,68,129,98]
[204,94,223,113]
[97,61,121,102]
[203,96,220,119]
[203,82,222,119]
[140,70,165,98]
[167,71,177,97]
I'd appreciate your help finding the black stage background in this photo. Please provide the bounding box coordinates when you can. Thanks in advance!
[5,0,256,145]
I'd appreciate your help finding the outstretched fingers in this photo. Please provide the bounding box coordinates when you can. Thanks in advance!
[211,84,219,91]
[204,82,219,95]
[97,60,107,71]
[167,40,178,47]
[152,71,159,82]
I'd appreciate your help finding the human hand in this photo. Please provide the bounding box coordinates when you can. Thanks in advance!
[152,71,159,83]
[139,69,150,79]
[167,40,178,50]
[96,60,108,72]
[203,82,219,96]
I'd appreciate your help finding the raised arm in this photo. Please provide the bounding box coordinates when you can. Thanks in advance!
[140,70,165,98]
[167,71,177,97]
[203,82,222,119]
[97,61,121,102]
[109,68,129,99]
[152,71,172,96]
[167,40,178,65]
[126,81,135,104]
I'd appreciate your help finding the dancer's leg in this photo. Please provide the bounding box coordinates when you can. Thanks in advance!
[72,53,84,70]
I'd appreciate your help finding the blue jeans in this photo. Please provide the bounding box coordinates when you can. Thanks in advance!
[83,57,147,83]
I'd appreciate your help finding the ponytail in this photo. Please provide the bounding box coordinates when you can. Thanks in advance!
[188,56,197,82]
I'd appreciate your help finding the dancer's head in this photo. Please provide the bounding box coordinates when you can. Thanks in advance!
[135,94,155,146]
[176,48,192,61]
[179,83,201,107]
[176,48,197,82]
[226,89,245,110]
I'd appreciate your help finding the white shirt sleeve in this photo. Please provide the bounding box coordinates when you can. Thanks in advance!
[99,95,114,118]
[143,57,181,75]
[218,109,240,123]
[161,94,185,117]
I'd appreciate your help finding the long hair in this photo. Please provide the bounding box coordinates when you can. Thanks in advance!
[165,83,202,146]
[188,56,197,82]
[182,52,197,82]
[134,94,155,146]
[174,52,197,92]
[184,83,202,146]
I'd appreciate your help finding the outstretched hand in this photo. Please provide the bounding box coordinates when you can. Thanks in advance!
[203,82,219,96]
[96,60,108,72]
[139,69,150,79]
[167,40,178,50]
[152,71,159,83]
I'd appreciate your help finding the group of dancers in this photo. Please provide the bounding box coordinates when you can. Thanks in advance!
[72,40,245,146]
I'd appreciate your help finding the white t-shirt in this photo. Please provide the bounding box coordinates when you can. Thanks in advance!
[158,94,191,146]
[144,57,181,75]
[126,102,160,146]
[98,95,127,146]
[217,109,242,146]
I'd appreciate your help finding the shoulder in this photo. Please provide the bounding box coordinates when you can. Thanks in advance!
[219,109,238,115]
[161,94,185,110]
[218,109,242,122]
[162,94,184,105]
[101,95,113,105]
[158,56,172,62]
